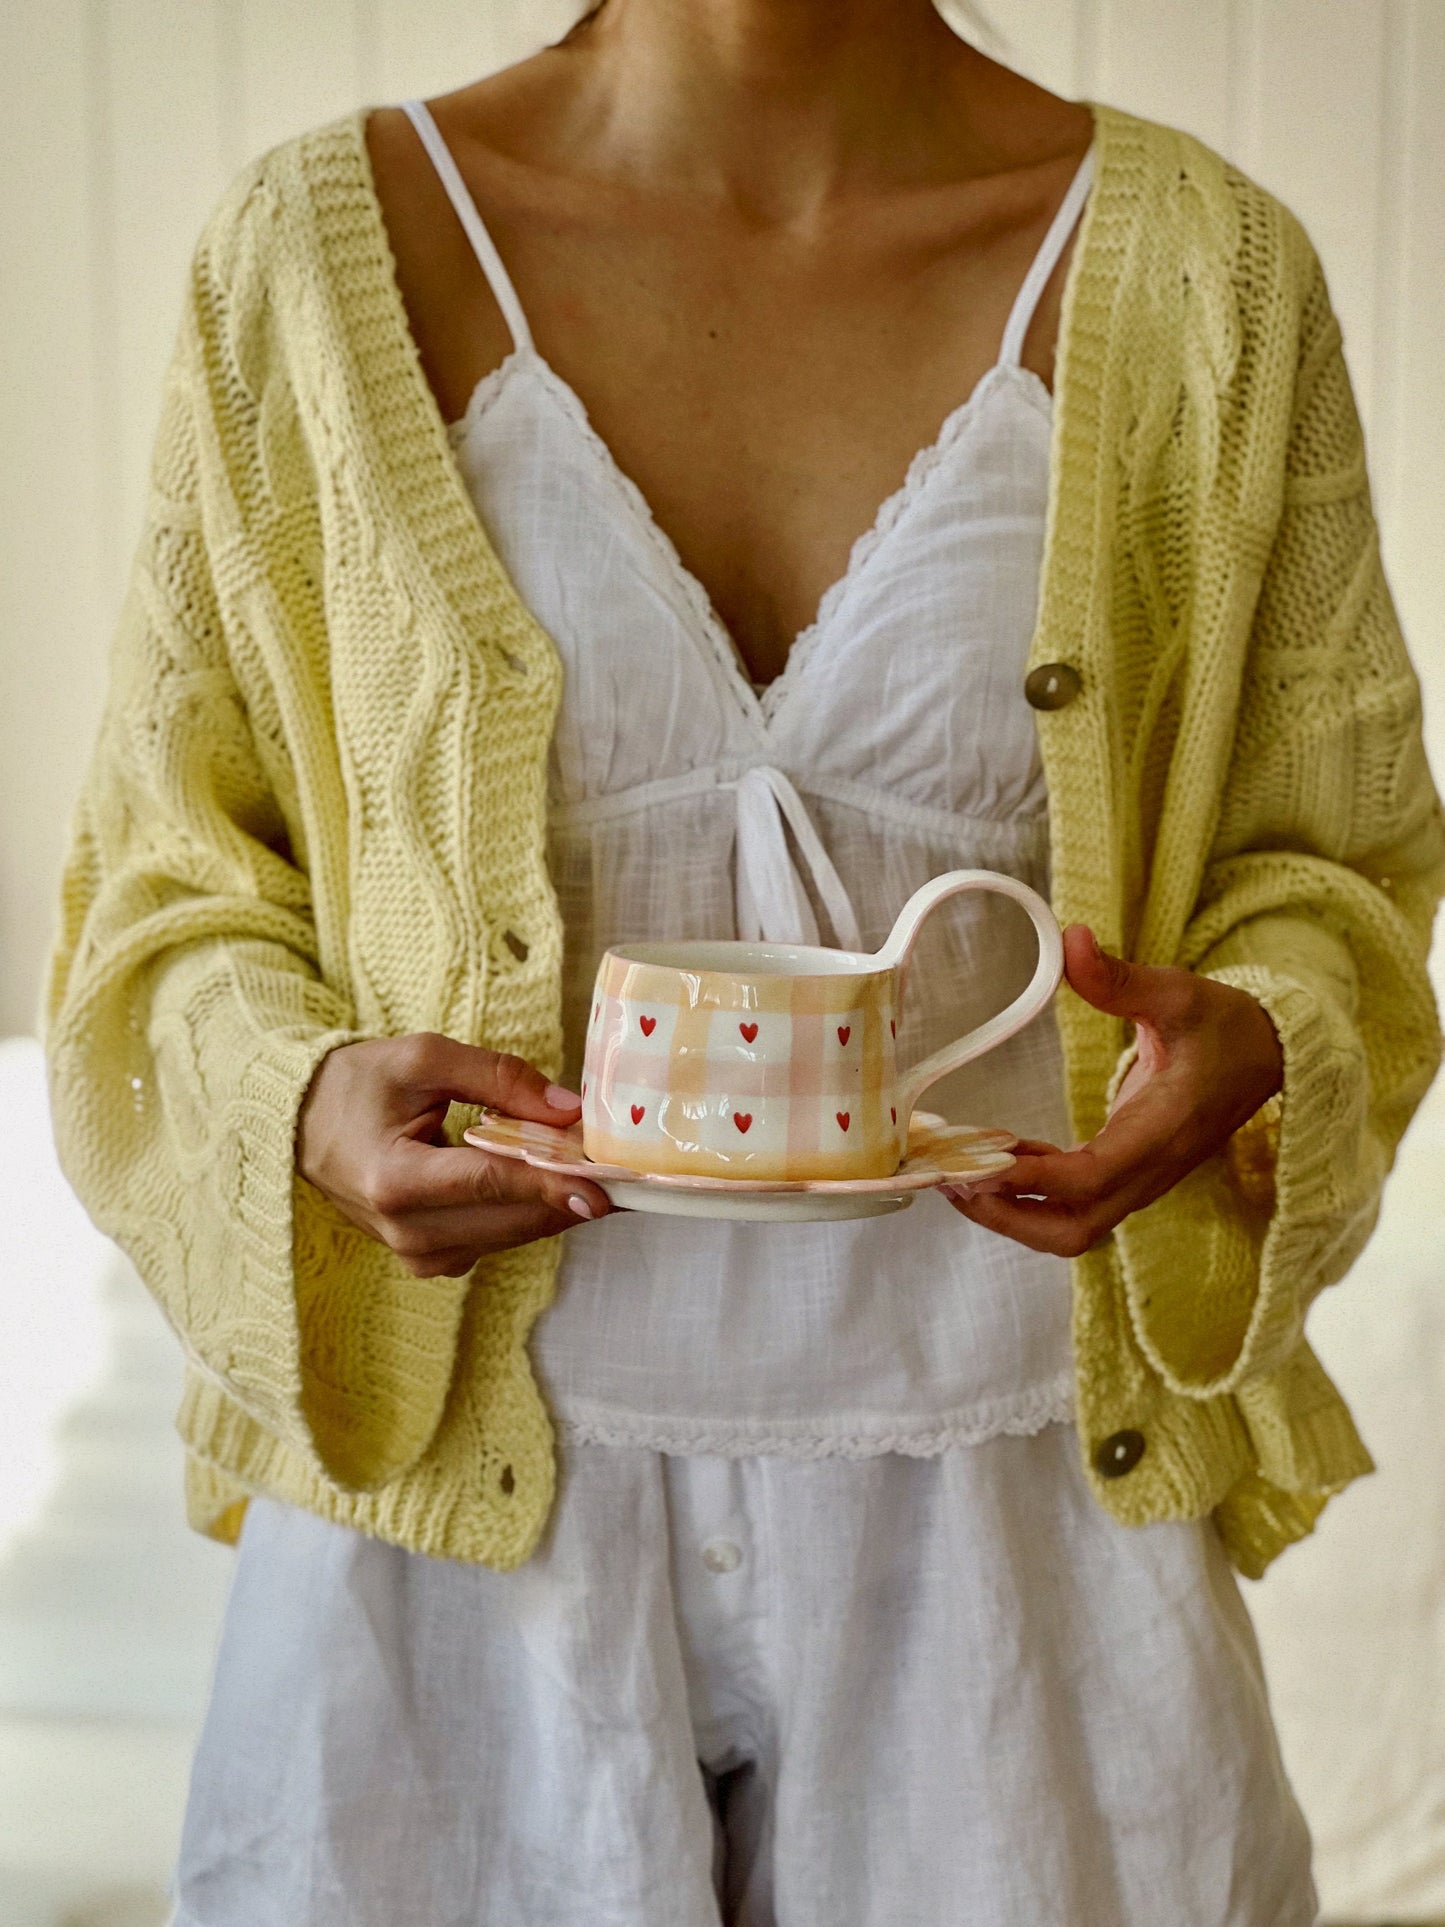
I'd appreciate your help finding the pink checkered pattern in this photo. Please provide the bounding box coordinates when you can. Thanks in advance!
[581,951,905,1180]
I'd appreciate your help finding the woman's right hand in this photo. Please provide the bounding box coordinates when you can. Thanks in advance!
[296,1033,613,1277]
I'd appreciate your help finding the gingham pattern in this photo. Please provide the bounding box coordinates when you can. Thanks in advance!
[581,953,902,1180]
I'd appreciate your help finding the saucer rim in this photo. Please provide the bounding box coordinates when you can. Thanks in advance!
[461,1110,1017,1198]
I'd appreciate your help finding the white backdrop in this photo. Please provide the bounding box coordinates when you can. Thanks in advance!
[2,2,1441,1033]
[1,3,1442,1917]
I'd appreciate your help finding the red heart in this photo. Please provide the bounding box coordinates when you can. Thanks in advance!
[739,1022,759,1043]
[836,1111,850,1132]
[837,1025,851,1046]
[891,1107,897,1124]
[630,1103,646,1124]
[733,1112,753,1134]
[639,1014,656,1036]
[890,1018,896,1037]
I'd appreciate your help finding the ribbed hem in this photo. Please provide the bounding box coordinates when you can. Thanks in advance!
[1234,1340,1376,1494]
[1214,1475,1332,1582]
[1258,1391,1375,1496]
[178,1345,559,1573]
[1070,1253,1372,1576]
[1082,1378,1256,1527]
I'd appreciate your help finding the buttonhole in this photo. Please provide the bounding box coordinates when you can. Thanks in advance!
[499,1464,515,1496]
[502,929,529,962]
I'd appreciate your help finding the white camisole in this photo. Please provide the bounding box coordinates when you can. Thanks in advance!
[403,98,1093,1456]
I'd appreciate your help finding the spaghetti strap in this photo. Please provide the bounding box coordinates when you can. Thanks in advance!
[399,97,535,355]
[997,145,1096,369]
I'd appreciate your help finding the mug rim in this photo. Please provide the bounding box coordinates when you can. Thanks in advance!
[603,938,883,979]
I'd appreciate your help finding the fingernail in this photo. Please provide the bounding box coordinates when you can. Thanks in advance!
[546,1083,583,1110]
[1086,928,1103,961]
[567,1194,596,1220]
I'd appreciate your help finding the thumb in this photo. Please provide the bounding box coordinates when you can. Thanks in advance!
[396,1033,582,1122]
[1062,925,1184,1025]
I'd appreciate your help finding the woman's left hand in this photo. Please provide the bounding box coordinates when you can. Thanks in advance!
[944,924,1284,1257]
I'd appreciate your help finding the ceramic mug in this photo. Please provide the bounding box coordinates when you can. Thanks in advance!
[580,870,1063,1182]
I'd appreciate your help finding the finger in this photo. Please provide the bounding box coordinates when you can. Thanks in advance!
[402,1245,487,1279]
[401,1193,611,1254]
[940,1141,1061,1190]
[1108,1055,1151,1116]
[951,1142,1118,1206]
[1062,926,1200,1031]
[947,1187,1121,1258]
[398,1202,585,1272]
[980,1072,1207,1207]
[972,1145,1127,1207]
[390,1033,583,1122]
[368,1140,612,1225]
[951,1113,1203,1250]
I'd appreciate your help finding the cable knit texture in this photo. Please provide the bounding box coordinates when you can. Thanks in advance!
[42,102,1445,1578]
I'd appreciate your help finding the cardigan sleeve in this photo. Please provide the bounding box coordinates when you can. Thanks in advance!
[1112,243,1445,1402]
[41,208,478,1493]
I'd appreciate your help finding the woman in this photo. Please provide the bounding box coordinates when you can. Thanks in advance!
[43,0,1444,1920]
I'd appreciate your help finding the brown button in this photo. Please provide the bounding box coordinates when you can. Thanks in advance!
[1024,662,1083,710]
[1094,1430,1146,1479]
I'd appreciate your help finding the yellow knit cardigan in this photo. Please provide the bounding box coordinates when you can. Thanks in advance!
[43,102,1445,1580]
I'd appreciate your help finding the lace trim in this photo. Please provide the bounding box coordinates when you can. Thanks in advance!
[445,348,525,449]
[550,1374,1075,1461]
[482,348,764,730]
[444,344,1052,732]
[757,362,1051,723]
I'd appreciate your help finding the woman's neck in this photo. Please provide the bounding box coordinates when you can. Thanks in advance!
[545,0,993,222]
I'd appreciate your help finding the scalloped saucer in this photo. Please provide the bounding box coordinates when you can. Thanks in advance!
[461,1109,1018,1221]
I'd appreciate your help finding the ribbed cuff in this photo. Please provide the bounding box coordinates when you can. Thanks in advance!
[213,1020,367,1456]
[1113,966,1367,1399]
[228,1022,487,1492]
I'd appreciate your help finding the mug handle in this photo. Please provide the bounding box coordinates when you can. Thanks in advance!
[873,870,1065,1121]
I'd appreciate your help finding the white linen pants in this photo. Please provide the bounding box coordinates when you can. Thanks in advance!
[172,1423,1317,1926]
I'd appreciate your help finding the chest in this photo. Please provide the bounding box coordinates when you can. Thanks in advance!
[505,245,1066,681]
[373,111,1084,685]
[452,348,1057,830]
